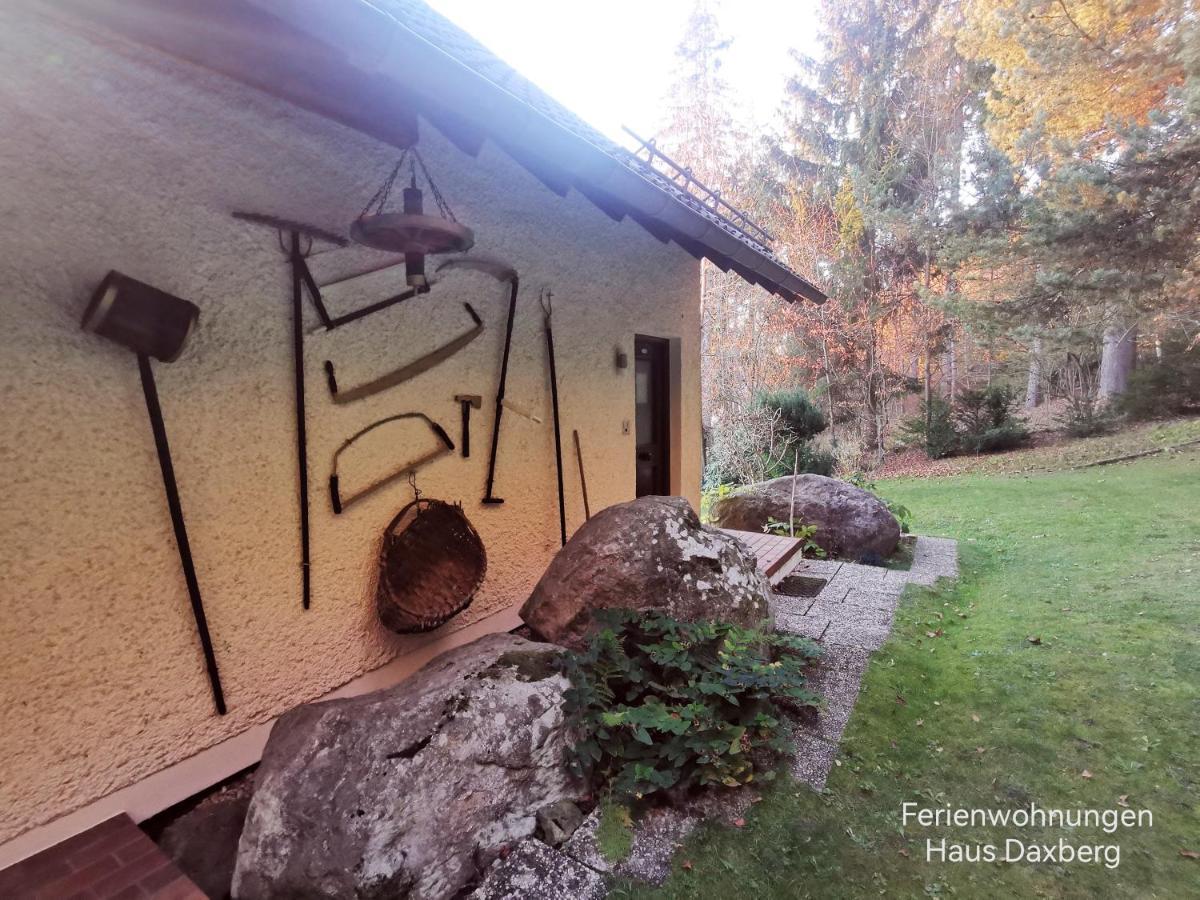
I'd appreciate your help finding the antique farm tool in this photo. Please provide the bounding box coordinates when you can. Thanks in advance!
[541,290,567,546]
[573,429,592,522]
[80,272,226,715]
[232,211,368,610]
[435,257,520,505]
[234,211,431,333]
[375,498,486,634]
[455,394,482,458]
[329,413,455,514]
[323,302,484,404]
[351,146,474,288]
[501,398,543,424]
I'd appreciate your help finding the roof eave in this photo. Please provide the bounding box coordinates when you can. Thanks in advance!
[65,0,827,304]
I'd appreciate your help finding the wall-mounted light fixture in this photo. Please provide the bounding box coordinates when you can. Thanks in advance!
[81,271,226,715]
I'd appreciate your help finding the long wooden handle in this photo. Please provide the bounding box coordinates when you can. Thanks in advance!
[573,429,591,521]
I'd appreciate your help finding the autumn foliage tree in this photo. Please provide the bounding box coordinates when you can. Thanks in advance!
[662,0,1199,477]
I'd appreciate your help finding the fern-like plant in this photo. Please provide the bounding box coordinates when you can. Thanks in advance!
[563,610,822,799]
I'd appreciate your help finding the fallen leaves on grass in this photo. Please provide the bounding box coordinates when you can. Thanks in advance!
[682,860,693,870]
[1117,795,1130,808]
[896,694,908,706]
[971,713,981,723]
[1180,849,1199,860]
[1081,770,1094,779]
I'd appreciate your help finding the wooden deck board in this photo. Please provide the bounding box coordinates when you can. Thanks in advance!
[720,528,804,583]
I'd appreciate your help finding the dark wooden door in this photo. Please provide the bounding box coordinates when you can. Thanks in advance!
[634,336,670,496]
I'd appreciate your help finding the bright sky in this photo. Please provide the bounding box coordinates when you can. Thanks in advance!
[425,0,823,146]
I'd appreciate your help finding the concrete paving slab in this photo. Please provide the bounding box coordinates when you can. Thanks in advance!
[775,613,829,640]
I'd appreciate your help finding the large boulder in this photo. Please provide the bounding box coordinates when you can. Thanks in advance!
[233,634,586,900]
[710,474,900,560]
[520,496,772,649]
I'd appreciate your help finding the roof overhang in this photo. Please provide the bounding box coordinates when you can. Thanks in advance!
[61,0,826,304]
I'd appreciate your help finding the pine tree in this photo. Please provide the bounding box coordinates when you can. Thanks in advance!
[773,0,977,459]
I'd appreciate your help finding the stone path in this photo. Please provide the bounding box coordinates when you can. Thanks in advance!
[775,535,958,790]
[473,534,959,898]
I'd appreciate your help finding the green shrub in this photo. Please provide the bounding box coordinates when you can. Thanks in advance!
[899,397,959,458]
[563,610,822,799]
[755,387,828,442]
[1059,393,1114,437]
[955,386,1029,453]
[764,442,836,478]
[973,422,1030,453]
[903,388,1028,457]
[1117,348,1200,420]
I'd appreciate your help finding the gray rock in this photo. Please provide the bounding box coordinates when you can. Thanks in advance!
[232,634,586,900]
[711,475,900,560]
[158,781,251,900]
[521,496,772,649]
[536,800,584,847]
[471,839,606,900]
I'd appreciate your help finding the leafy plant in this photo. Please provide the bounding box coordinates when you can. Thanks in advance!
[563,611,822,800]
[699,482,735,523]
[762,517,827,557]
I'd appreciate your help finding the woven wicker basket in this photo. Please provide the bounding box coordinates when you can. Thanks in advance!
[375,499,486,634]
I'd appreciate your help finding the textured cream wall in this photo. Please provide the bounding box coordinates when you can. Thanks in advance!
[0,4,701,845]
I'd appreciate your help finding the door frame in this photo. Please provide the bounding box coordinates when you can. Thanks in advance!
[634,334,671,496]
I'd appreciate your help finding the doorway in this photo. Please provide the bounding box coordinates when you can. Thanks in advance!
[634,335,671,496]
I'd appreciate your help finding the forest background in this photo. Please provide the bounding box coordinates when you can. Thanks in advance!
[655,0,1200,482]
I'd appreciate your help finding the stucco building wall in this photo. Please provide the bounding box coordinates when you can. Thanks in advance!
[0,3,701,846]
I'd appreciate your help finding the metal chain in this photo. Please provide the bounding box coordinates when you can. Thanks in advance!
[357,147,457,223]
[358,150,409,220]
[412,147,458,222]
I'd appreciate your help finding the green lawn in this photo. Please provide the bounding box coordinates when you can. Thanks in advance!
[617,451,1200,899]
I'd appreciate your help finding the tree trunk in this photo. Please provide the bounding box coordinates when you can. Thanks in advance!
[1025,337,1043,409]
[1099,323,1138,401]
[819,309,837,447]
[945,331,957,401]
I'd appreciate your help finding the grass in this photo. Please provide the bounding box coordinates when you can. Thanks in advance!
[597,797,635,863]
[616,450,1200,899]
[885,416,1200,478]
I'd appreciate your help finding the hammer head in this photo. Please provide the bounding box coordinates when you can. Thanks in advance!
[455,394,482,409]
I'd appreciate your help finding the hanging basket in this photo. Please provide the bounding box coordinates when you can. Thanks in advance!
[375,498,486,634]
